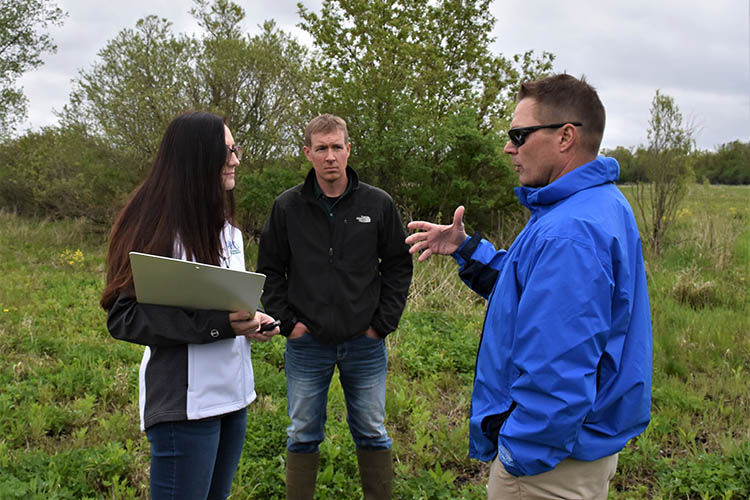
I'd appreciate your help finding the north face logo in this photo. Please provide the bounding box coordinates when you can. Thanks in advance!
[356,215,371,223]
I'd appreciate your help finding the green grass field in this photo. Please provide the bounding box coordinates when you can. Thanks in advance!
[0,184,748,499]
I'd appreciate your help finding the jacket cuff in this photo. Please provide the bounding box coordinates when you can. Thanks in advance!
[280,315,297,337]
[211,310,237,340]
[369,321,389,339]
[455,232,482,261]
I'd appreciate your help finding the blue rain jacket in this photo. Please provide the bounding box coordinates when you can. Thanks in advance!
[453,156,652,476]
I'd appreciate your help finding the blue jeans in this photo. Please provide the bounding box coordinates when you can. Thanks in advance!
[145,407,247,500]
[285,333,391,453]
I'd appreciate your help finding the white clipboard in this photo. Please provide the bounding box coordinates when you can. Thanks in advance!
[129,251,266,312]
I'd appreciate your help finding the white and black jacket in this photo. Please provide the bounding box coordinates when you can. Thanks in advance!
[107,223,256,430]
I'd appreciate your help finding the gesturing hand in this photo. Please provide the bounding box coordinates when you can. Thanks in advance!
[405,206,468,262]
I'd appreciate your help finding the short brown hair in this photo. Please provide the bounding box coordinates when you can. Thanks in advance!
[304,114,349,147]
[518,74,606,155]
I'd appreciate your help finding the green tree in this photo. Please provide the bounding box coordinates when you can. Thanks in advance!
[190,0,312,171]
[634,90,695,253]
[56,0,313,230]
[0,125,138,222]
[62,0,312,172]
[0,0,66,136]
[693,140,750,185]
[297,0,553,231]
[62,15,198,165]
[604,145,645,184]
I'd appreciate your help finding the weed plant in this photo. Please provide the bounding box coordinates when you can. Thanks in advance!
[0,185,748,499]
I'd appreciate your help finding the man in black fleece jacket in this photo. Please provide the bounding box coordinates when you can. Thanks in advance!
[257,114,413,500]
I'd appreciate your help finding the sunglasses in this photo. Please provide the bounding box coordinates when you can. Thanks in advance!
[227,145,243,161]
[507,122,583,147]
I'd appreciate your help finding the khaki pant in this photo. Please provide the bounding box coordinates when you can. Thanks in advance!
[487,453,618,500]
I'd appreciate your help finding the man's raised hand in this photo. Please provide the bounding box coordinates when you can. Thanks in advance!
[405,206,467,262]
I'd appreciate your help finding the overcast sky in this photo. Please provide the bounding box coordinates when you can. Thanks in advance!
[16,0,750,151]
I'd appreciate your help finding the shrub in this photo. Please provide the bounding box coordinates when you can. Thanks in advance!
[0,126,142,225]
[671,265,718,309]
[658,441,750,499]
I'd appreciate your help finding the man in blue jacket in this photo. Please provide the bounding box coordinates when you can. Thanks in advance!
[406,74,652,499]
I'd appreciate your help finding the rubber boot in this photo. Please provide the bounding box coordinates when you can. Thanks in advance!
[286,450,319,500]
[356,448,393,500]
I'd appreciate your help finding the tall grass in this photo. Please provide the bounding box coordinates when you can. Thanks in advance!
[0,184,748,499]
[614,184,749,499]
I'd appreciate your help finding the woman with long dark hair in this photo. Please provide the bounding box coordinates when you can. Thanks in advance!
[101,111,278,499]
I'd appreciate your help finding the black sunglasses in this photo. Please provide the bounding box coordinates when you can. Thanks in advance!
[507,122,583,147]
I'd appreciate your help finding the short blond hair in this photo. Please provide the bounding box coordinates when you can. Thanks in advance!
[304,114,349,147]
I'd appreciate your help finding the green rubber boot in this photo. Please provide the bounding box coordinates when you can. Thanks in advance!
[356,448,393,500]
[286,450,319,500]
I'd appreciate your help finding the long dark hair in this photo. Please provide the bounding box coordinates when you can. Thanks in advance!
[101,111,235,310]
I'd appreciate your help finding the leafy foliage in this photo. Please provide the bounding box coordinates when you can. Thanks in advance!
[633,90,695,253]
[0,125,139,222]
[0,0,66,135]
[607,140,750,187]
[234,163,307,240]
[658,441,750,499]
[693,140,750,185]
[603,145,643,183]
[61,0,311,177]
[25,0,313,232]
[298,0,553,227]
[0,0,554,235]
[62,15,199,162]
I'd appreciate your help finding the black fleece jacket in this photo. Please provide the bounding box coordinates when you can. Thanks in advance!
[257,166,413,345]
